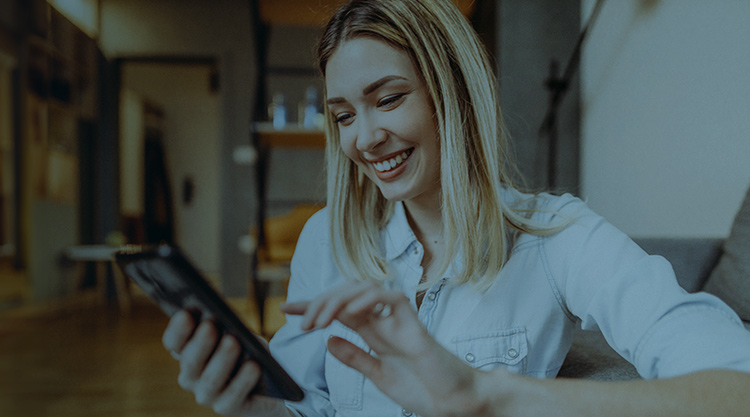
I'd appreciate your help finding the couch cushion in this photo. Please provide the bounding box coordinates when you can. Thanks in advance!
[634,238,723,293]
[704,186,750,322]
[557,329,640,381]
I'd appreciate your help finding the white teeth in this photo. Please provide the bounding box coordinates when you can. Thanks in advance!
[373,150,412,173]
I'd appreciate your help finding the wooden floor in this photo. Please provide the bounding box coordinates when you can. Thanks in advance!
[0,291,287,417]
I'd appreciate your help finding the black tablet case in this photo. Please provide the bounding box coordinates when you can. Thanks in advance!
[115,244,304,402]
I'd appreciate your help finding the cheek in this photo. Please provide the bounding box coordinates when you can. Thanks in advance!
[400,97,438,145]
[338,131,371,175]
[338,130,357,161]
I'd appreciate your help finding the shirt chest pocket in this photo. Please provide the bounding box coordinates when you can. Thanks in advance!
[324,321,369,411]
[452,327,528,374]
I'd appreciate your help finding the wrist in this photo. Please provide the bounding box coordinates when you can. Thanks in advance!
[469,369,518,417]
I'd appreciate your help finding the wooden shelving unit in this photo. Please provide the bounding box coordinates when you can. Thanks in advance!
[254,122,325,149]
[258,0,476,27]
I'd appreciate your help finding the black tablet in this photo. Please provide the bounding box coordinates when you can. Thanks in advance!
[114,244,304,402]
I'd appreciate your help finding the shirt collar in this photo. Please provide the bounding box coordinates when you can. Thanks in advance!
[382,201,418,261]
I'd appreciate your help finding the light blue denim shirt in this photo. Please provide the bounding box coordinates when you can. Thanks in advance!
[269,190,750,417]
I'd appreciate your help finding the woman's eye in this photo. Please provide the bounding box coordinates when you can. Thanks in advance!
[334,113,354,125]
[377,93,406,109]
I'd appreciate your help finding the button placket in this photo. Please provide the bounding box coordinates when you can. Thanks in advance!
[419,279,446,332]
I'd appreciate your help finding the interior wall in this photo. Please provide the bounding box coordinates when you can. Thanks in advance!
[497,0,581,194]
[121,63,220,273]
[118,88,143,218]
[100,0,254,294]
[581,0,750,238]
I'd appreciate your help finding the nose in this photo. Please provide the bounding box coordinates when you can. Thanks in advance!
[355,113,388,153]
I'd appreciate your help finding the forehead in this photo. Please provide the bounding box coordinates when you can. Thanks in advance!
[325,37,419,98]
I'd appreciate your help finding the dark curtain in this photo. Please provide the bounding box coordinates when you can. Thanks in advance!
[143,126,174,244]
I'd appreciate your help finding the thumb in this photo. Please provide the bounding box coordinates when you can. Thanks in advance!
[327,336,382,381]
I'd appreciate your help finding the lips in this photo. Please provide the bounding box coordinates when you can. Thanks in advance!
[372,148,414,173]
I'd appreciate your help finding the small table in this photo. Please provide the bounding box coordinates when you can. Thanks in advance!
[63,245,131,312]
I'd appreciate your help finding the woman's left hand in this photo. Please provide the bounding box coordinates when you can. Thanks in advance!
[281,282,491,417]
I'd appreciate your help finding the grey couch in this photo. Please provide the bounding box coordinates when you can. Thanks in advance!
[558,238,750,380]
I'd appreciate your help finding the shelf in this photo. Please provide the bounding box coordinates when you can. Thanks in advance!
[259,0,476,26]
[254,123,325,148]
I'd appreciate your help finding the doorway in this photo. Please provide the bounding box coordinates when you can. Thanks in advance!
[118,57,221,278]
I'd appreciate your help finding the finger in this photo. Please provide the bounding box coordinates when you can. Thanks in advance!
[211,361,262,416]
[194,335,243,406]
[299,283,370,330]
[310,283,375,329]
[298,295,328,331]
[279,301,309,315]
[327,336,382,382]
[346,295,427,354]
[178,321,220,390]
[163,310,196,354]
[343,289,405,318]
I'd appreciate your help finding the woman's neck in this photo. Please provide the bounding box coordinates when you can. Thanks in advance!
[404,192,444,308]
[403,191,443,247]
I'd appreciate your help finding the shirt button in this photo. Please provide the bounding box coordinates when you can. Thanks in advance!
[465,353,475,363]
[507,348,519,359]
[402,409,413,416]
[426,292,436,301]
[413,247,420,255]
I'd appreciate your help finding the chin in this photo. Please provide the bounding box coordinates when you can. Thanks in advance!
[376,187,417,202]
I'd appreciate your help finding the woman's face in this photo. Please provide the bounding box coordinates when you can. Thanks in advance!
[325,37,441,205]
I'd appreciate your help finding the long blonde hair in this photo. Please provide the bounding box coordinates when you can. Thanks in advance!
[318,0,561,288]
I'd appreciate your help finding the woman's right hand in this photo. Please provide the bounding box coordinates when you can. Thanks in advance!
[161,310,293,416]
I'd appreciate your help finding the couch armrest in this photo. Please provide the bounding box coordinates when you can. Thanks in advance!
[634,238,724,293]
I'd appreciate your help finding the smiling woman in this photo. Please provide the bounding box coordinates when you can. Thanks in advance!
[160,1,750,416]
[317,0,558,294]
[325,37,441,206]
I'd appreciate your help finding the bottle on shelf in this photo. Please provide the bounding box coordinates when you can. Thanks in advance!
[299,86,320,130]
[268,92,287,130]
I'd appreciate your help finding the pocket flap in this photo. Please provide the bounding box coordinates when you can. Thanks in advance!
[452,327,528,368]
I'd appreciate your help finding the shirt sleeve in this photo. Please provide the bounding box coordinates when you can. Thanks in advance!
[268,208,337,417]
[542,194,750,379]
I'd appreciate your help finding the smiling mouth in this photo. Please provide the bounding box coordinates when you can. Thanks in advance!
[372,149,414,173]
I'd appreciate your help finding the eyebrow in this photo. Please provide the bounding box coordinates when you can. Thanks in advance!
[326,75,408,105]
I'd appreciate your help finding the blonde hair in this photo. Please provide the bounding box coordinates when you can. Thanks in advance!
[319,0,561,288]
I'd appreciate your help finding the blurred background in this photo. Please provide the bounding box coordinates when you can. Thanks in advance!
[0,0,749,415]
